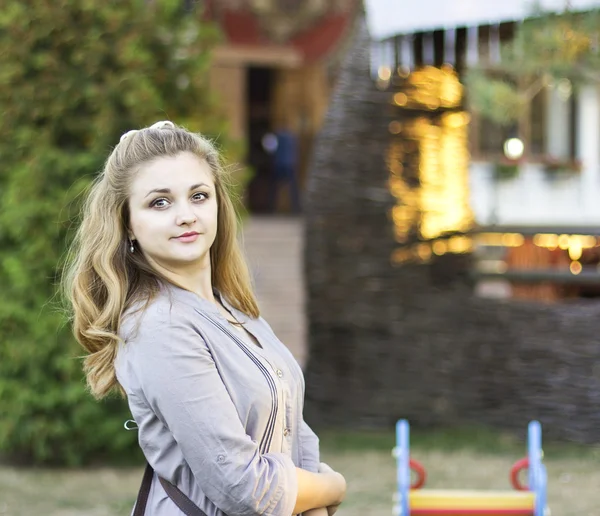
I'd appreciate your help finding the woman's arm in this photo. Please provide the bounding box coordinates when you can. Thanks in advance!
[295,421,346,514]
[294,466,346,515]
[303,509,329,516]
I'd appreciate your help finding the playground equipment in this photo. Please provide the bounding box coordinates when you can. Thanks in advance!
[393,420,548,516]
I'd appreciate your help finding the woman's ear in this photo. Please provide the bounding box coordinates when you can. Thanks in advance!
[125,221,135,241]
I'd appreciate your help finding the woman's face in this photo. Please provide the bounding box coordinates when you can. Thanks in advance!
[128,151,218,273]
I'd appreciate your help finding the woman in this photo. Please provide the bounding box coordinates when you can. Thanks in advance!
[63,121,346,515]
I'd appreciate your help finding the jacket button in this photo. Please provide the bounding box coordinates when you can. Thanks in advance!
[283,428,291,437]
[276,369,283,378]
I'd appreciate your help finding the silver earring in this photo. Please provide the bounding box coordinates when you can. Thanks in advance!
[129,239,135,253]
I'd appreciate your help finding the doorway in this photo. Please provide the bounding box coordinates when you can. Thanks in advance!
[245,67,275,213]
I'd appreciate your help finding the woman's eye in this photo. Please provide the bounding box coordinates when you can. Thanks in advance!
[192,192,209,201]
[150,198,169,208]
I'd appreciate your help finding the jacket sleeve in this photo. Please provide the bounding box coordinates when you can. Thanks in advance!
[299,419,320,473]
[127,311,298,516]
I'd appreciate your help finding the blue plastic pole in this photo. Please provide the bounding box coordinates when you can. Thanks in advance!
[528,421,547,516]
[396,419,410,516]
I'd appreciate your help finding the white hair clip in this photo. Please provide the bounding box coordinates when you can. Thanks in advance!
[119,121,174,144]
[119,129,138,143]
[149,120,175,130]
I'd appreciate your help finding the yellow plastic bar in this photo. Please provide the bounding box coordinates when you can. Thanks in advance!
[409,490,535,510]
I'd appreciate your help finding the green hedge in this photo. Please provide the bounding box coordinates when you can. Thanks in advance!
[0,0,239,466]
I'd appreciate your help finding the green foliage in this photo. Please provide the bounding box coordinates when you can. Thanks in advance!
[0,0,240,466]
[465,70,521,126]
[466,8,600,125]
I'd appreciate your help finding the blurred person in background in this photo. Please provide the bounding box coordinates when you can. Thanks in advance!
[263,121,301,214]
[63,121,345,515]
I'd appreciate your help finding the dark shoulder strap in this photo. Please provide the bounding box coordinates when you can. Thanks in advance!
[133,464,154,516]
[134,462,209,516]
[158,476,209,516]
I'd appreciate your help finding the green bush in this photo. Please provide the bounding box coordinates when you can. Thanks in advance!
[0,0,240,466]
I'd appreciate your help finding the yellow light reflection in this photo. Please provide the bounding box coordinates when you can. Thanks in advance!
[478,233,507,246]
[570,234,597,248]
[417,112,473,241]
[502,233,525,247]
[533,233,558,249]
[396,66,463,110]
[378,66,392,81]
[558,234,570,250]
[533,233,599,254]
[448,235,474,254]
[581,235,597,248]
[432,240,447,256]
[570,261,583,275]
[394,92,408,106]
[397,66,410,78]
[417,243,432,261]
[389,67,473,265]
[568,242,583,261]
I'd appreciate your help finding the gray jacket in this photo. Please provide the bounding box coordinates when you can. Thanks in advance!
[115,284,320,516]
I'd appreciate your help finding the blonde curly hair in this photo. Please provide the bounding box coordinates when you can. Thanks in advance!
[62,122,258,399]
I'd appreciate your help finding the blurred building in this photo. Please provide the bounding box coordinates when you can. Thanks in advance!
[202,1,359,364]
[206,0,360,213]
[366,0,600,302]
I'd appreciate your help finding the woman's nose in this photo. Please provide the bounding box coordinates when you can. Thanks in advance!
[175,203,197,225]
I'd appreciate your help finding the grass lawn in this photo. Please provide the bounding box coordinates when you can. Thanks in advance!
[1,426,598,515]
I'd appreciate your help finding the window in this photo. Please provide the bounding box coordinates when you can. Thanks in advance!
[472,86,577,161]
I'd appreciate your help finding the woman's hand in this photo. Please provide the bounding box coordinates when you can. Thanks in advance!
[319,462,346,515]
[293,462,346,515]
[302,509,328,516]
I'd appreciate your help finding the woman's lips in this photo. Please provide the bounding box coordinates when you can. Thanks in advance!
[175,232,200,243]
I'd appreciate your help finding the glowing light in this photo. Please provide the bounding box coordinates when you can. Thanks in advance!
[445,112,471,128]
[568,242,583,261]
[503,138,524,160]
[432,240,447,256]
[573,235,597,248]
[397,66,410,78]
[417,243,432,261]
[378,66,392,81]
[416,111,473,241]
[477,233,506,246]
[393,92,408,106]
[533,233,559,249]
[389,68,473,264]
[390,66,463,109]
[447,235,474,254]
[391,248,412,264]
[531,233,599,251]
[502,233,525,247]
[570,261,583,275]
[556,78,572,101]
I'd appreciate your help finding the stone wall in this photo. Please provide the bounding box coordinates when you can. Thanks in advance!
[303,19,600,444]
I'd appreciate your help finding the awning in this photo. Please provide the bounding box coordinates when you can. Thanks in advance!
[365,0,600,40]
